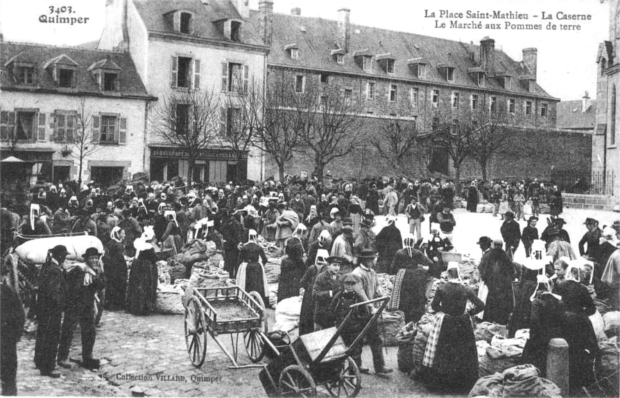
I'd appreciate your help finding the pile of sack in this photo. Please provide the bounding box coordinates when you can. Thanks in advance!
[273,296,302,342]
[376,273,394,299]
[378,310,405,346]
[469,364,562,398]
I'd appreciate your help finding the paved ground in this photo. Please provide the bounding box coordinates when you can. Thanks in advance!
[14,206,619,397]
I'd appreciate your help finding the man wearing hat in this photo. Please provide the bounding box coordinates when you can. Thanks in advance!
[34,245,69,378]
[521,217,539,258]
[312,257,343,330]
[376,215,402,274]
[578,218,602,258]
[58,247,104,370]
[351,249,392,376]
[500,211,521,260]
[541,217,570,246]
[353,215,377,256]
[331,225,355,274]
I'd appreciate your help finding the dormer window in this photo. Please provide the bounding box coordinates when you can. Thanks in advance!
[180,12,192,34]
[231,21,241,42]
[376,54,395,75]
[408,58,427,79]
[285,44,300,60]
[58,68,75,88]
[337,54,344,65]
[468,67,486,87]
[89,57,122,92]
[477,72,485,87]
[499,76,512,90]
[363,56,372,72]
[437,65,455,82]
[16,65,35,85]
[103,72,119,91]
[44,54,78,89]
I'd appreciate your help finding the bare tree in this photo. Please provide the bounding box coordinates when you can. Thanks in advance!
[296,80,364,183]
[370,116,420,175]
[255,70,305,182]
[217,79,262,182]
[71,98,101,186]
[468,107,516,181]
[427,109,475,193]
[150,89,221,183]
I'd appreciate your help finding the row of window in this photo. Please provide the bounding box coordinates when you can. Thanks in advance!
[170,57,249,93]
[293,75,549,117]
[0,110,127,144]
[11,63,119,91]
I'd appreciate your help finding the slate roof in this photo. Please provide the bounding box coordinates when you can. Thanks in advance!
[132,0,264,46]
[556,99,597,130]
[0,42,154,100]
[247,11,557,100]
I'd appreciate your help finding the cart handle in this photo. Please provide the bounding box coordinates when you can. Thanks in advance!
[348,296,389,308]
[313,296,390,365]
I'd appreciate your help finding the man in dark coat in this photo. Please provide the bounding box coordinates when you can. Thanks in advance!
[58,247,105,370]
[375,216,402,274]
[466,182,479,212]
[521,216,539,258]
[500,211,521,259]
[34,245,68,378]
[1,280,25,395]
[220,209,243,278]
[578,218,602,258]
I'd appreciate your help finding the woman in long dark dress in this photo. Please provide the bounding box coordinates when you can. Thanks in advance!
[104,227,127,310]
[298,249,329,335]
[481,245,516,325]
[126,227,158,315]
[421,264,484,393]
[236,229,269,305]
[466,182,479,212]
[521,275,564,376]
[160,211,182,255]
[277,238,306,303]
[554,265,599,394]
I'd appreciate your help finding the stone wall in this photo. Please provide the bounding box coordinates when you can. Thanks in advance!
[562,193,620,211]
[264,121,592,183]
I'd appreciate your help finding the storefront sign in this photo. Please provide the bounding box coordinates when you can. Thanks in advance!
[0,150,53,162]
[150,147,247,160]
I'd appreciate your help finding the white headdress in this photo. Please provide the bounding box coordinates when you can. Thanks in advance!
[110,226,123,243]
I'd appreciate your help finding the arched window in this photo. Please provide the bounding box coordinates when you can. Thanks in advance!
[611,85,617,146]
[601,59,607,76]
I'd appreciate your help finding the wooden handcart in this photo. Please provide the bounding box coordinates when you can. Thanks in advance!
[183,284,279,369]
[259,296,390,397]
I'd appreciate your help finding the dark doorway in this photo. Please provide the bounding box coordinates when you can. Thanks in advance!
[53,166,71,184]
[91,167,124,187]
[226,163,238,184]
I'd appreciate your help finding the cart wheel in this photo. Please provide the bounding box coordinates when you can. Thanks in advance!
[244,291,267,363]
[279,365,317,397]
[325,356,362,397]
[184,297,207,367]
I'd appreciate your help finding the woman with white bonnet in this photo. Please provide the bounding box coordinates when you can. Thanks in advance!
[126,226,158,315]
[554,260,599,394]
[299,249,330,335]
[237,229,269,306]
[420,262,483,392]
[103,226,127,310]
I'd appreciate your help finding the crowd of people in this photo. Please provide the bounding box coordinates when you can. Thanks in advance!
[0,174,619,396]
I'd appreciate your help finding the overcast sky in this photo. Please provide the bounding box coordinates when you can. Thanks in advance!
[0,0,610,101]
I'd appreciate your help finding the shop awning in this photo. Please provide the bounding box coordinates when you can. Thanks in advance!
[1,156,25,163]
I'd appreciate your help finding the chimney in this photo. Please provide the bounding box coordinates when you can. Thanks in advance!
[522,47,538,81]
[337,8,351,53]
[291,7,301,16]
[231,0,250,19]
[582,91,591,113]
[259,0,274,46]
[479,37,495,74]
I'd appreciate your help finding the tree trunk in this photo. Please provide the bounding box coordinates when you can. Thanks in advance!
[454,165,461,196]
[78,156,83,187]
[277,161,286,183]
[479,159,488,181]
[188,156,196,184]
[315,162,324,184]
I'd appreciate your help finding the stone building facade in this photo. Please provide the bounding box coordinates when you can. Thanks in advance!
[593,0,620,200]
[0,42,154,187]
[249,3,591,182]
[98,0,269,183]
